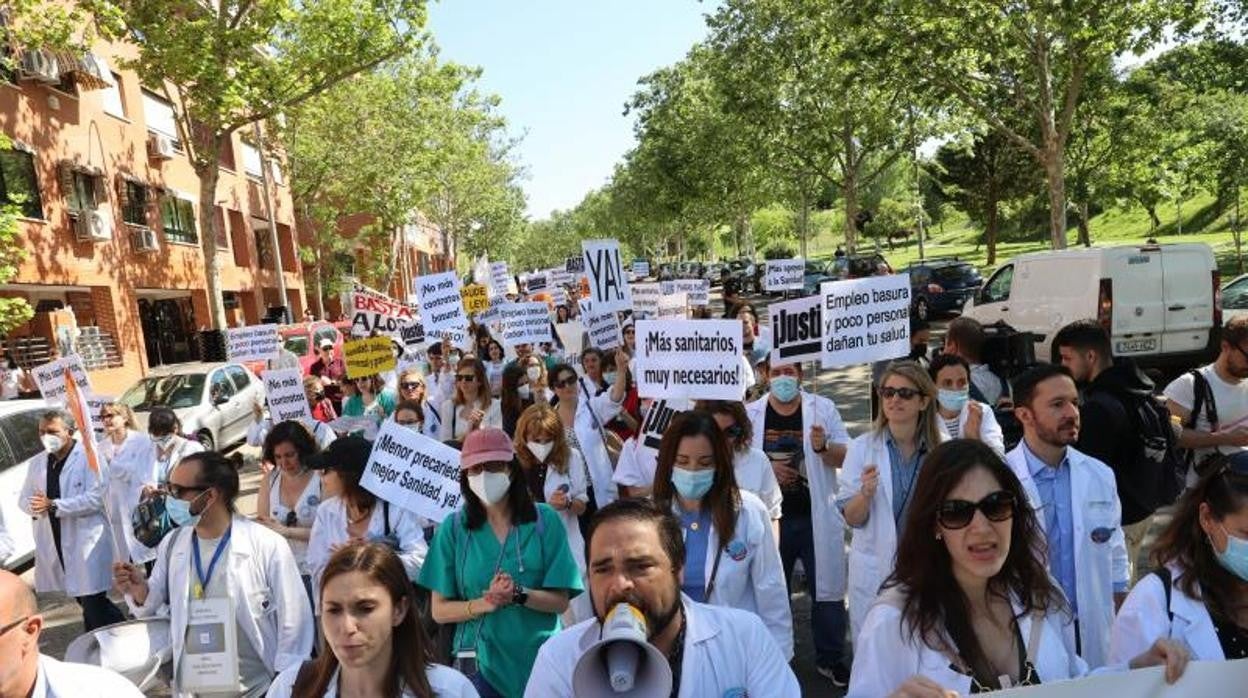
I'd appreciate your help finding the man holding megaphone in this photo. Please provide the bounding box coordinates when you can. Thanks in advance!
[525,499,800,697]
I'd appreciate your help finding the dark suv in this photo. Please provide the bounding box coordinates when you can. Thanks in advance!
[903,259,983,320]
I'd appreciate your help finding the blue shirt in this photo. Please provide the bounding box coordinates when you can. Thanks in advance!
[1022,442,1078,613]
[886,431,927,533]
[680,508,713,602]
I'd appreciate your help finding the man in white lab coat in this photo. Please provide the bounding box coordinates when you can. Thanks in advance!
[525,499,800,697]
[1006,364,1129,669]
[0,570,142,698]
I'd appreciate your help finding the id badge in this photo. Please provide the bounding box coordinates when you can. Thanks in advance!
[180,596,240,693]
[454,649,478,676]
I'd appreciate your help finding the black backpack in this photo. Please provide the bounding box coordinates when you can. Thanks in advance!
[1085,386,1184,518]
[1182,368,1224,479]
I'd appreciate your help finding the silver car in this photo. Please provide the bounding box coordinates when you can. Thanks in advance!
[120,362,265,452]
[0,398,53,570]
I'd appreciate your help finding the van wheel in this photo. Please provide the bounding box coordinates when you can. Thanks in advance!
[916,297,929,321]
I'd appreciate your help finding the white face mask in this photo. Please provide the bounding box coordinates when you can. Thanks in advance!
[527,441,555,462]
[526,366,542,381]
[468,471,511,506]
[41,434,65,454]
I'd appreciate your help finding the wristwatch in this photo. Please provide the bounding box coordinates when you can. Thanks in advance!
[47,501,57,517]
[512,584,529,607]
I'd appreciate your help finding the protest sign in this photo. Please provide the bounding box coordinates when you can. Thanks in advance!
[343,336,398,379]
[398,322,426,350]
[347,283,420,337]
[565,255,585,274]
[461,284,490,315]
[549,267,573,288]
[500,302,553,347]
[582,239,632,312]
[524,272,548,294]
[556,321,585,366]
[226,324,279,362]
[632,260,650,277]
[639,398,691,451]
[769,295,824,366]
[360,420,463,522]
[489,261,511,297]
[263,368,313,424]
[472,254,491,286]
[415,271,467,338]
[631,282,661,319]
[996,659,1248,697]
[584,310,622,350]
[551,287,569,308]
[635,319,745,401]
[328,414,380,439]
[820,274,911,369]
[764,258,806,291]
[657,292,688,320]
[86,394,113,439]
[33,355,91,405]
[668,279,710,306]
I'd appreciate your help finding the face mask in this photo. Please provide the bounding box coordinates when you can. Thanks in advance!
[517,384,532,400]
[526,366,542,381]
[527,441,555,462]
[152,434,174,449]
[468,471,511,506]
[771,375,800,403]
[166,491,206,528]
[603,371,617,386]
[937,388,970,413]
[1215,523,1248,582]
[40,434,65,454]
[671,467,715,500]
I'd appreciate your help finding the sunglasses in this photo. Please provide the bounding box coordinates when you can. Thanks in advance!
[167,484,207,500]
[879,386,923,401]
[455,374,476,383]
[462,461,511,477]
[937,490,1017,530]
[553,376,578,389]
[400,382,424,391]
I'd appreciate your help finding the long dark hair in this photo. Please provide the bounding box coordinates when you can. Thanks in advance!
[886,439,1062,678]
[296,543,434,698]
[459,456,538,530]
[652,410,740,546]
[500,362,532,422]
[1151,464,1248,622]
[261,420,318,467]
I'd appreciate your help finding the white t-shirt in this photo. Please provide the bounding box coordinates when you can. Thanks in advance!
[1164,364,1248,480]
[611,437,657,489]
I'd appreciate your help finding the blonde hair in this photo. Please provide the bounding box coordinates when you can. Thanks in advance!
[874,361,942,448]
[514,404,572,475]
[99,402,138,430]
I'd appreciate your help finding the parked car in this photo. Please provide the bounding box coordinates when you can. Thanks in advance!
[801,260,835,296]
[655,262,675,282]
[0,398,52,570]
[829,253,893,280]
[725,258,761,292]
[242,320,350,377]
[704,262,724,286]
[1222,273,1248,325]
[903,259,983,321]
[119,362,265,452]
[964,242,1219,368]
[677,261,705,279]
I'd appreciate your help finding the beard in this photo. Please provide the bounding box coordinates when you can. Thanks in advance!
[594,584,681,640]
[1036,417,1079,446]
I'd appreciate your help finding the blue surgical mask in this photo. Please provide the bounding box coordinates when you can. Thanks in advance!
[603,371,617,387]
[671,467,715,500]
[166,491,205,528]
[937,388,970,413]
[1216,523,1248,582]
[771,375,800,403]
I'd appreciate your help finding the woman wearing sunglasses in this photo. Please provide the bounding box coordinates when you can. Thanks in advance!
[396,367,441,437]
[549,356,630,522]
[700,399,784,535]
[439,356,502,443]
[420,428,582,698]
[257,421,322,609]
[848,440,1189,697]
[342,374,397,426]
[97,402,158,564]
[839,361,946,640]
[1111,454,1248,664]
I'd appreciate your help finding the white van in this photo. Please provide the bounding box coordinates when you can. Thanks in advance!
[964,243,1220,367]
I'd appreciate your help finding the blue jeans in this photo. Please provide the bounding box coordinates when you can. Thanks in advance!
[780,514,849,669]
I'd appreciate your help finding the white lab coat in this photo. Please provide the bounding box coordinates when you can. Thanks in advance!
[437,399,503,442]
[543,450,591,624]
[1005,444,1129,669]
[151,436,204,485]
[935,400,1005,456]
[246,416,337,450]
[733,447,783,519]
[677,490,794,658]
[570,381,624,506]
[33,654,144,697]
[100,430,158,563]
[425,368,454,411]
[524,596,801,698]
[18,440,114,596]
[306,496,429,612]
[745,391,850,602]
[839,429,949,640]
[125,516,314,693]
[848,588,1102,697]
[611,436,656,491]
[265,663,478,698]
[1110,562,1225,663]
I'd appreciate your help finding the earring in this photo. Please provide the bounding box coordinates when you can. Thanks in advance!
[935,532,942,540]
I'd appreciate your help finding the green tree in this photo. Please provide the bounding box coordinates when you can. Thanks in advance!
[936,131,1037,264]
[0,136,35,334]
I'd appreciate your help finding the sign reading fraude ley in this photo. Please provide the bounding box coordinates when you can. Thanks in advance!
[461,283,491,315]
[820,273,911,368]
[415,271,467,338]
[359,420,462,523]
[343,336,397,380]
[226,324,280,362]
[263,368,312,424]
[769,295,823,366]
[635,319,745,401]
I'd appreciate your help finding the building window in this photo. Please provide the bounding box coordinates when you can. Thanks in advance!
[120,180,148,226]
[141,89,181,149]
[0,149,44,219]
[65,170,99,214]
[161,195,197,244]
[241,142,263,178]
[101,72,126,118]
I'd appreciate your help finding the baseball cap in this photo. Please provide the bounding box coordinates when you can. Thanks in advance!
[319,339,334,350]
[306,435,372,474]
[460,428,514,469]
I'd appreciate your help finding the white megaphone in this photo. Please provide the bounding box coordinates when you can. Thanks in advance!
[572,603,673,697]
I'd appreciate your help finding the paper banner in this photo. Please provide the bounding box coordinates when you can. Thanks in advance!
[764,258,805,291]
[769,295,823,366]
[263,368,313,424]
[225,324,280,362]
[820,274,911,369]
[635,319,745,401]
[582,239,632,312]
[359,420,463,523]
[343,336,398,379]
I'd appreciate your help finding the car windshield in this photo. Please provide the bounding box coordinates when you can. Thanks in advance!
[805,261,826,275]
[1225,278,1248,309]
[120,374,206,411]
[283,335,309,356]
[932,264,979,285]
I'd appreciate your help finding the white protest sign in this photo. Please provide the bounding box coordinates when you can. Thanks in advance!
[635,319,745,401]
[668,279,710,306]
[639,397,691,452]
[415,271,468,338]
[632,260,650,277]
[472,254,491,286]
[551,287,569,308]
[556,321,585,366]
[820,274,911,369]
[347,283,421,338]
[359,420,463,523]
[548,267,573,288]
[631,282,661,319]
[524,272,548,294]
[565,255,585,275]
[578,298,594,316]
[996,659,1248,697]
[226,324,280,362]
[764,258,805,291]
[489,261,511,297]
[769,295,824,366]
[584,310,622,350]
[582,239,632,312]
[32,355,91,405]
[86,394,113,439]
[500,302,553,347]
[657,292,688,320]
[263,368,312,424]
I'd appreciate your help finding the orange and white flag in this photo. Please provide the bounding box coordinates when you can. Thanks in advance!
[63,368,101,475]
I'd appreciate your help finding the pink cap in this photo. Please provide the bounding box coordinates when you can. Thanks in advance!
[460,428,514,468]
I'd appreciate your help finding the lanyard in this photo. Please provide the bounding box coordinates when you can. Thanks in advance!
[192,526,232,599]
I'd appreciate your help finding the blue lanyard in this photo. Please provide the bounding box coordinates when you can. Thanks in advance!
[191,526,232,599]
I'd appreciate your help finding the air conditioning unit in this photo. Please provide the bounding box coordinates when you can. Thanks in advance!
[147,133,175,161]
[130,226,158,253]
[74,210,113,242]
[19,50,60,84]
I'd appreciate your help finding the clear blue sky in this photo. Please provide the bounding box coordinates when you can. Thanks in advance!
[428,1,715,221]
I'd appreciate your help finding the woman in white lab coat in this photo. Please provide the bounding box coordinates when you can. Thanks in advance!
[1111,458,1248,664]
[928,353,1005,455]
[549,356,629,512]
[652,409,793,659]
[255,420,322,609]
[97,402,157,563]
[838,361,946,640]
[700,399,783,522]
[848,440,1189,697]
[438,356,502,443]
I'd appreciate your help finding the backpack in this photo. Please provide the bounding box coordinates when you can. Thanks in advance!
[1084,386,1183,519]
[1182,368,1224,479]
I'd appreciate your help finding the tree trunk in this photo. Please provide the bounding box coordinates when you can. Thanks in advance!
[1042,146,1068,250]
[798,195,810,259]
[312,244,326,320]
[196,149,227,331]
[986,197,999,266]
[1077,200,1091,247]
[1146,205,1161,232]
[1236,194,1243,275]
[1176,198,1183,236]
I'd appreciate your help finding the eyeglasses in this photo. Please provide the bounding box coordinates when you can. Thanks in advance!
[462,461,511,477]
[553,377,578,389]
[167,484,207,500]
[879,386,923,401]
[455,374,476,383]
[937,491,1017,530]
[0,615,30,637]
[400,382,424,391]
